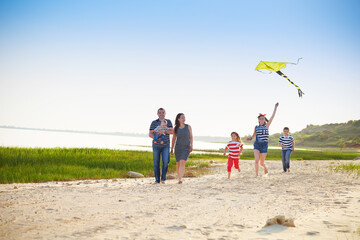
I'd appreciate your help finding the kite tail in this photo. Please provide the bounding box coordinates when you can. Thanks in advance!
[276,71,304,98]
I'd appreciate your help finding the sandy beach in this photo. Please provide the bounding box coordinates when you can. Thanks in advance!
[1,160,359,240]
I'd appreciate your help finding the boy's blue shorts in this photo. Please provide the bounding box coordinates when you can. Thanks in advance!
[254,141,268,153]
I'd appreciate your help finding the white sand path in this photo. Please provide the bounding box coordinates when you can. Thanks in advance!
[1,160,360,240]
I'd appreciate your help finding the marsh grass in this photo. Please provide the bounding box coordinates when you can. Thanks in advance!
[1,147,358,183]
[197,149,359,161]
[0,147,218,183]
[333,162,360,176]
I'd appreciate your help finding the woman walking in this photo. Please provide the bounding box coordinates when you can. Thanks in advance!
[248,103,279,177]
[171,113,193,184]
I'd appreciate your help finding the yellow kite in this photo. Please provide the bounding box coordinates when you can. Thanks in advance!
[255,58,304,97]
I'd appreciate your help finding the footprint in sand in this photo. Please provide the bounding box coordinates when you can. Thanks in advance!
[166,225,187,230]
[232,224,245,229]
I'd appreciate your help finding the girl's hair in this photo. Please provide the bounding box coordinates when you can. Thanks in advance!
[231,132,242,143]
[174,113,184,134]
[257,114,268,126]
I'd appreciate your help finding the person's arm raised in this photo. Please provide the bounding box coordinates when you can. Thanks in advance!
[266,102,279,129]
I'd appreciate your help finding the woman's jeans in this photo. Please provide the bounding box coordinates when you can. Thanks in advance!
[281,149,292,172]
[152,145,170,183]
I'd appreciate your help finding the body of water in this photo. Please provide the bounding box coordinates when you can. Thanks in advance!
[0,128,281,152]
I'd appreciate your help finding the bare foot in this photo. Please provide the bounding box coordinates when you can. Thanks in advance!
[288,169,291,172]
[238,168,241,172]
[160,141,164,144]
[178,180,183,184]
[152,182,160,185]
[161,181,165,184]
[264,168,269,174]
[282,171,286,173]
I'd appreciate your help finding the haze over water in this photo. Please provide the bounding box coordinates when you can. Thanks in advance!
[0,128,282,152]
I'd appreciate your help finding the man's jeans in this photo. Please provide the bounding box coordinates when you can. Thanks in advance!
[153,145,170,183]
[281,149,292,172]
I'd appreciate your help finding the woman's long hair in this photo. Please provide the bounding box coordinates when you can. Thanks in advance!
[174,113,184,134]
[231,132,242,143]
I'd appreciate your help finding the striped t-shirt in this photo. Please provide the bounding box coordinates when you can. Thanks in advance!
[279,135,294,150]
[255,125,269,142]
[225,141,243,159]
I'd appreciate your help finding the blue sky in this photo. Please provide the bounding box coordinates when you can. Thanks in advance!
[0,0,359,137]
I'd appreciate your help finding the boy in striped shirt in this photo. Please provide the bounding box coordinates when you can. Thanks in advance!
[224,132,243,179]
[278,127,295,173]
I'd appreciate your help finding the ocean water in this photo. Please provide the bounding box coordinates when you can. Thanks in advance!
[0,128,260,152]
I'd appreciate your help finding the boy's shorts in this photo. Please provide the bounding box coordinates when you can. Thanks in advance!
[254,141,268,153]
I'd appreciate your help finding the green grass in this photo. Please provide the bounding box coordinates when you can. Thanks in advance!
[247,149,359,160]
[333,162,360,176]
[195,149,359,161]
[0,147,215,183]
[0,147,359,183]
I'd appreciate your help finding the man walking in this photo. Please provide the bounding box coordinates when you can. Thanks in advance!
[149,108,173,184]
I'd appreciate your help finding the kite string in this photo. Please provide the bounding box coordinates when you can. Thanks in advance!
[289,57,303,65]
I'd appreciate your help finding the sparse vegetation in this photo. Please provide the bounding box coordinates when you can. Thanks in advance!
[333,162,360,176]
[1,147,358,183]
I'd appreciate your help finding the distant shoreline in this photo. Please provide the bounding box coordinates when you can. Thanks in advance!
[0,125,149,138]
[1,124,359,149]
[0,125,230,143]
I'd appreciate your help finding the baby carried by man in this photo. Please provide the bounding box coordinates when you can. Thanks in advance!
[153,120,168,144]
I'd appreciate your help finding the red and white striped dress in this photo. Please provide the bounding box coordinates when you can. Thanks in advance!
[225,141,243,159]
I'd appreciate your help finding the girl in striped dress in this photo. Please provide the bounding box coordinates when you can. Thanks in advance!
[224,132,243,179]
[248,102,279,177]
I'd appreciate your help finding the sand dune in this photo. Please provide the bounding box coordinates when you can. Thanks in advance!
[1,160,360,239]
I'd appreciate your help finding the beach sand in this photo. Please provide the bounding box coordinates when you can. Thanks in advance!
[1,160,359,240]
